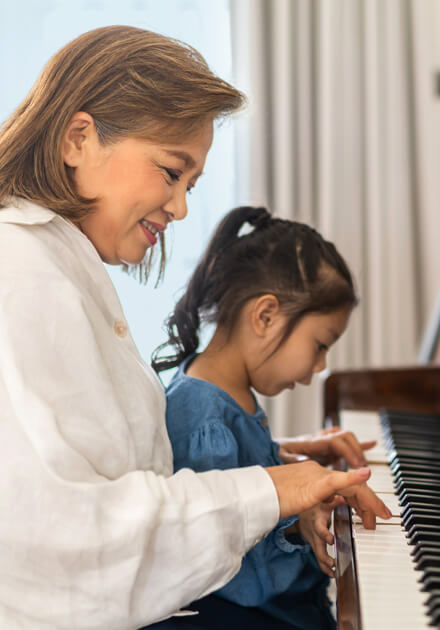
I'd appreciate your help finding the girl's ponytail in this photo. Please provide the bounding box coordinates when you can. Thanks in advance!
[152,205,357,373]
[152,206,270,372]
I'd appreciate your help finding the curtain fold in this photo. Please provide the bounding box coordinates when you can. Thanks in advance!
[230,0,440,436]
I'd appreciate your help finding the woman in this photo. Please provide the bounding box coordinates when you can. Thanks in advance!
[0,26,389,630]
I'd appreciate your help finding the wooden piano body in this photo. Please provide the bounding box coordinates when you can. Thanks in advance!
[324,365,440,629]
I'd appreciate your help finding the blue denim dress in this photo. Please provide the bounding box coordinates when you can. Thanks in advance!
[165,355,336,630]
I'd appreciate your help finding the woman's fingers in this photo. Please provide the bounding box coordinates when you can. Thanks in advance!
[266,461,374,517]
[319,467,371,499]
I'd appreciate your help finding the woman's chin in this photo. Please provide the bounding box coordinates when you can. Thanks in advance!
[117,248,151,266]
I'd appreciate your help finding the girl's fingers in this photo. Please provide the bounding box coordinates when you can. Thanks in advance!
[279,451,309,464]
[320,427,340,436]
[316,523,334,545]
[342,484,393,526]
[357,509,376,530]
[332,433,367,467]
[360,439,377,451]
[314,541,335,576]
[320,430,377,467]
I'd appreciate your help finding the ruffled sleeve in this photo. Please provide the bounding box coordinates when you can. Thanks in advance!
[172,420,240,472]
[169,416,324,607]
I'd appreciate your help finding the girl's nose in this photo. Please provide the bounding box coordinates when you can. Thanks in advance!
[314,355,327,374]
[162,188,188,222]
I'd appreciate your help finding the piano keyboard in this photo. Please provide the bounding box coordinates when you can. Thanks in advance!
[339,409,440,629]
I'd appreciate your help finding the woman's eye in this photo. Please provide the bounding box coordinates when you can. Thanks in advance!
[163,167,181,183]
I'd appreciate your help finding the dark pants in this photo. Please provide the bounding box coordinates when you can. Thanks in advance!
[142,594,301,629]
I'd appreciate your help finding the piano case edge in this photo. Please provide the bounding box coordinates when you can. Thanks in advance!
[323,364,440,630]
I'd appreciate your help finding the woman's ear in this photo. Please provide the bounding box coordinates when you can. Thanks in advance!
[252,294,280,337]
[62,111,96,167]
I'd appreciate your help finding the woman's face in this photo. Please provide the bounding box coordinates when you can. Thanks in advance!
[63,114,213,264]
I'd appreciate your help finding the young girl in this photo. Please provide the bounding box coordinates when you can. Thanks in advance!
[152,206,375,629]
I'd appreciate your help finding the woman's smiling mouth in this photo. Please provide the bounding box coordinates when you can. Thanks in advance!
[139,219,164,245]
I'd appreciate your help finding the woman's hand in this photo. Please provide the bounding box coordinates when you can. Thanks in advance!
[287,498,344,577]
[277,427,377,468]
[265,460,391,525]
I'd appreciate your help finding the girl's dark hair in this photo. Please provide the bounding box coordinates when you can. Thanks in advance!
[152,206,358,372]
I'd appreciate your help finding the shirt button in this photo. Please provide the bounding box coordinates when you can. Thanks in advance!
[114,319,128,338]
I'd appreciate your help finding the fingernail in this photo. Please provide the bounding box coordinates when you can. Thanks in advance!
[357,467,370,475]
[386,507,393,518]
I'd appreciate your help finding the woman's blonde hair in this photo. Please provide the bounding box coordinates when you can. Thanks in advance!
[0,25,245,221]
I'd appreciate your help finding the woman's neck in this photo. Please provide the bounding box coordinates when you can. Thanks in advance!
[186,329,257,414]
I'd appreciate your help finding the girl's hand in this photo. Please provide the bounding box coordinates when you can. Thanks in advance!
[277,427,377,468]
[287,498,345,577]
[265,460,392,524]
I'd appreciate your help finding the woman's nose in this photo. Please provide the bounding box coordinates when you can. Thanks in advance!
[162,187,188,222]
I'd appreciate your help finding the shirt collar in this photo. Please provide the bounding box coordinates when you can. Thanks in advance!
[0,197,57,225]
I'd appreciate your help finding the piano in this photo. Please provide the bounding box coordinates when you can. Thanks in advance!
[324,365,440,629]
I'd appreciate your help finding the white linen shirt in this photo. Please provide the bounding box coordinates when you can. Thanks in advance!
[0,198,279,630]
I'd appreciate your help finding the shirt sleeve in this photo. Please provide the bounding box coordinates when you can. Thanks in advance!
[0,268,280,630]
[170,420,325,607]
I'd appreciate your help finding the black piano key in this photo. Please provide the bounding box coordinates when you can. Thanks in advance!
[403,514,440,530]
[402,499,440,512]
[400,490,440,504]
[393,459,440,472]
[395,471,440,484]
[426,589,440,623]
[412,543,440,559]
[395,479,440,494]
[391,443,440,455]
[421,578,440,594]
[380,410,440,628]
[425,589,440,608]
[415,555,440,571]
[419,570,440,587]
[392,461,440,475]
[402,503,440,519]
[344,409,440,628]
[397,480,440,493]
[408,534,440,546]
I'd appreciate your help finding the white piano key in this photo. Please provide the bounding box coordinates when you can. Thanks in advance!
[339,410,389,463]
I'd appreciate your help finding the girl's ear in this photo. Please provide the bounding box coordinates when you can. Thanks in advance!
[252,294,280,337]
[62,111,97,167]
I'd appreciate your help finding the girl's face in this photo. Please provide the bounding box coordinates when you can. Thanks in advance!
[248,307,351,397]
[62,113,213,264]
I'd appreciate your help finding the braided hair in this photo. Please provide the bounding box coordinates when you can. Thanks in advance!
[152,206,358,372]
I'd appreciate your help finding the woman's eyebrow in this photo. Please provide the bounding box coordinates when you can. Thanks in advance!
[163,149,196,169]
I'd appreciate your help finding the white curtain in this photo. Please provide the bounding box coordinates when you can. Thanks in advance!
[230,0,440,436]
